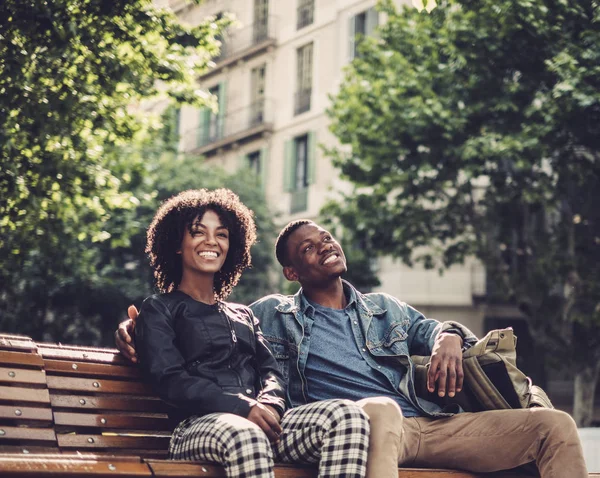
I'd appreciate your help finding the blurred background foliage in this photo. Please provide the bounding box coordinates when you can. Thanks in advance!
[0,0,276,346]
[324,0,600,425]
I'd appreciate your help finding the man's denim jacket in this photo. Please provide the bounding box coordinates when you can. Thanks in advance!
[250,280,478,417]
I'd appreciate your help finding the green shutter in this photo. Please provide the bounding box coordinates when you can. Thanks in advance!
[260,147,269,193]
[283,140,294,192]
[348,15,356,61]
[218,81,227,138]
[307,131,316,185]
[197,108,211,147]
[174,108,181,140]
[366,7,379,36]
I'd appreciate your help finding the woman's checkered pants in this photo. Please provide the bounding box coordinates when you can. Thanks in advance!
[169,399,370,478]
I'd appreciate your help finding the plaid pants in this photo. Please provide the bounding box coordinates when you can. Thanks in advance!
[169,399,370,478]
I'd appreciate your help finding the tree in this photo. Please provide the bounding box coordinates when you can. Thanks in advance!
[325,0,600,425]
[0,103,278,346]
[0,0,230,341]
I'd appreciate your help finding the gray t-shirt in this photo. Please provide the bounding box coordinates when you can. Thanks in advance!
[304,299,421,417]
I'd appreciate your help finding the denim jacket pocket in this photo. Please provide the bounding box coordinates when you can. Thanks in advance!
[380,322,410,355]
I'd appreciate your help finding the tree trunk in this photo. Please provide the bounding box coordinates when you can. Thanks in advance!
[573,361,600,427]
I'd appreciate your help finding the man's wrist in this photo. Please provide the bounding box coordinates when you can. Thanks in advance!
[439,331,464,347]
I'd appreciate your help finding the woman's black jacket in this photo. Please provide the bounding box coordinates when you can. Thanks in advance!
[135,291,286,424]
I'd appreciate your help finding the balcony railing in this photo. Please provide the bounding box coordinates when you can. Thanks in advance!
[214,17,277,64]
[290,188,309,214]
[294,88,312,115]
[182,99,274,154]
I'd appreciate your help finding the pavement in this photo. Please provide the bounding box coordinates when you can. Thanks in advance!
[580,428,600,472]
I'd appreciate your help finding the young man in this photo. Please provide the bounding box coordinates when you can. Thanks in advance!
[117,219,587,478]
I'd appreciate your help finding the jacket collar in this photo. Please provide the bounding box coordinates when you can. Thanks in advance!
[274,280,386,318]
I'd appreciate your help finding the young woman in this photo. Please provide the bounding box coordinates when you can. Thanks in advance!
[135,189,370,478]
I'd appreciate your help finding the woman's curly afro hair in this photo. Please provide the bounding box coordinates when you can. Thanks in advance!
[146,188,257,300]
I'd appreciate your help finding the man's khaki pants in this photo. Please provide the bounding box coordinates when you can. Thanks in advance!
[358,397,587,478]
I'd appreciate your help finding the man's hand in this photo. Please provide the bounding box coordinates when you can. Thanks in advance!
[247,403,282,443]
[115,305,139,363]
[427,332,464,398]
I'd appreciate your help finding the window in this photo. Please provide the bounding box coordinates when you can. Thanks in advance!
[297,0,314,29]
[241,148,268,192]
[197,82,226,147]
[295,43,313,115]
[253,0,269,43]
[247,150,261,176]
[250,64,266,126]
[213,12,226,60]
[284,132,316,213]
[294,135,309,190]
[348,7,378,60]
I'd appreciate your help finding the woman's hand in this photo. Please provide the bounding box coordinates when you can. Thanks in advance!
[114,305,139,362]
[247,403,282,443]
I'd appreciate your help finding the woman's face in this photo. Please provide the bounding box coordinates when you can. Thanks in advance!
[178,209,230,277]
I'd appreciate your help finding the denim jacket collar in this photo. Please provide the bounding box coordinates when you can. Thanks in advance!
[274,280,387,320]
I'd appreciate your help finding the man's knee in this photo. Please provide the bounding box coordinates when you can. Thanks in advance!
[530,408,578,434]
[357,396,403,430]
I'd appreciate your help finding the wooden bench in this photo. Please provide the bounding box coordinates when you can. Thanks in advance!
[1,333,597,478]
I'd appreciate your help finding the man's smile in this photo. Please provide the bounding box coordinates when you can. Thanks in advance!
[321,252,341,265]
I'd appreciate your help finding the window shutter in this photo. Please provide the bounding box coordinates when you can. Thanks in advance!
[173,108,181,141]
[217,81,227,137]
[283,140,294,192]
[366,7,379,36]
[307,131,316,185]
[260,147,269,192]
[197,108,211,147]
[348,15,356,61]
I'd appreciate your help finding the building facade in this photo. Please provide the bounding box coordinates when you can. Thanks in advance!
[155,0,491,336]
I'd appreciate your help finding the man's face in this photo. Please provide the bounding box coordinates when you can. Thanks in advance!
[284,223,347,286]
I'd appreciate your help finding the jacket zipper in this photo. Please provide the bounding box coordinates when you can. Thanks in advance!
[295,311,309,404]
[220,306,242,386]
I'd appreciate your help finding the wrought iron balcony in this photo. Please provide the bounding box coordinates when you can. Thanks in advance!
[294,88,312,115]
[203,17,277,78]
[183,99,274,155]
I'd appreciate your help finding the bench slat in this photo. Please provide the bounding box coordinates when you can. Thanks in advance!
[39,345,128,365]
[50,394,167,413]
[58,434,170,450]
[0,405,52,423]
[46,376,153,395]
[44,359,142,380]
[146,460,227,477]
[0,366,47,385]
[0,445,59,454]
[0,456,152,476]
[0,386,50,404]
[88,449,169,459]
[0,350,44,367]
[0,426,56,442]
[0,335,37,352]
[54,411,170,431]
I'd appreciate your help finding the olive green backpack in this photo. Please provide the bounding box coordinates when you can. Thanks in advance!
[412,328,553,412]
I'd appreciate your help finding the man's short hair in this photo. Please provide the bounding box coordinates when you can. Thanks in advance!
[275,219,314,267]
